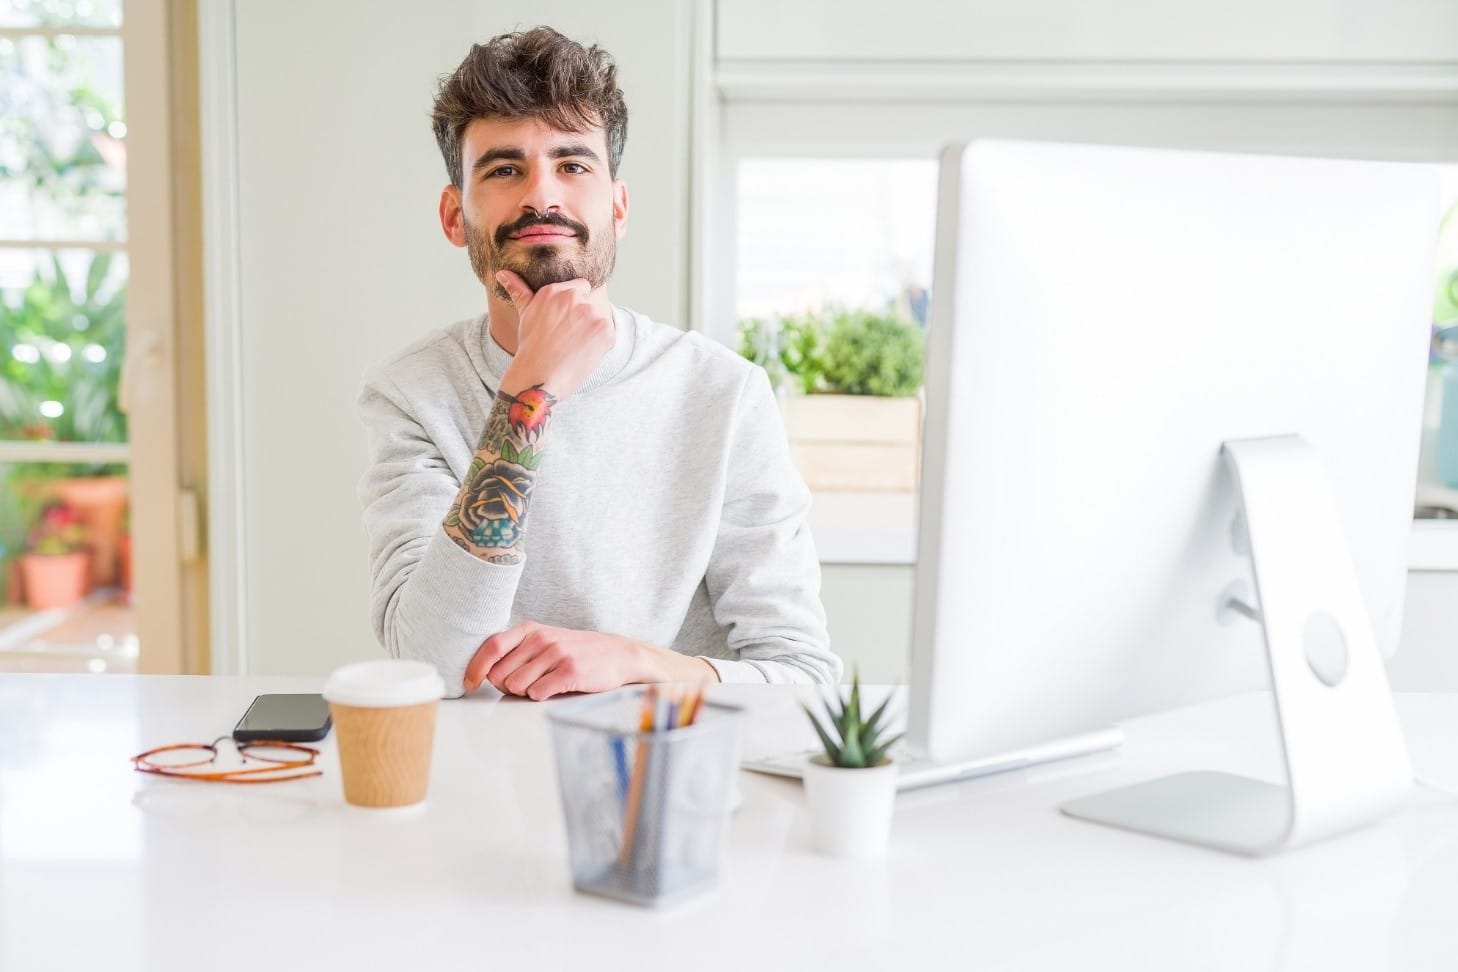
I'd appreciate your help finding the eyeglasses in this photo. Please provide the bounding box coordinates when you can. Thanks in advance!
[132,735,322,784]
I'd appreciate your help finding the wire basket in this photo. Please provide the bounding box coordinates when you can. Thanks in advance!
[547,687,745,907]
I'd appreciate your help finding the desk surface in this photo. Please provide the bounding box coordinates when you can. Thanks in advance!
[3,676,1458,972]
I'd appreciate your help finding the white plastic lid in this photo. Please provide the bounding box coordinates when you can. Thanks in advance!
[322,659,445,708]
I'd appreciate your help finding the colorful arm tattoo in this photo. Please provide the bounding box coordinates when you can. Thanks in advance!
[442,384,557,564]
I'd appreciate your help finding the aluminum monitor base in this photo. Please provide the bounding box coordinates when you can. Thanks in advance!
[1061,435,1414,856]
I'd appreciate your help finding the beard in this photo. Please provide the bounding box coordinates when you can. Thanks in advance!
[465,208,617,302]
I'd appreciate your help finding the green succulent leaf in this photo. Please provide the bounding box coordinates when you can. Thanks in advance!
[801,704,843,765]
[800,669,903,770]
[844,714,870,767]
[860,725,883,755]
[863,692,893,734]
[866,733,905,768]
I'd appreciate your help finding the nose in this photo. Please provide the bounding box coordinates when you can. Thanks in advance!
[518,167,563,219]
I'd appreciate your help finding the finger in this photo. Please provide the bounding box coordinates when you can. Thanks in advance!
[531,278,589,297]
[494,270,534,310]
[500,641,564,697]
[531,278,589,301]
[464,622,531,693]
[486,629,551,691]
[525,657,580,701]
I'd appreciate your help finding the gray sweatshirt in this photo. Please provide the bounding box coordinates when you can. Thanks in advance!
[357,306,841,696]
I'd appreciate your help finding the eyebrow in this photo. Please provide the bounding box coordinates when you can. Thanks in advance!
[471,143,603,172]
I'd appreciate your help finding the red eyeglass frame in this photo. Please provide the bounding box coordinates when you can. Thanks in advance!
[132,734,322,784]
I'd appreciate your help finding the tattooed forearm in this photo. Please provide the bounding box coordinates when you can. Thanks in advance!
[476,390,513,452]
[443,384,557,563]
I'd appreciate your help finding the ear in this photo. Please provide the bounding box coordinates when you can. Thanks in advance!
[612,179,629,241]
[439,184,467,247]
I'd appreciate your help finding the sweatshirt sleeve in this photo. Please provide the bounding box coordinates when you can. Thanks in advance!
[356,372,523,697]
[700,367,844,686]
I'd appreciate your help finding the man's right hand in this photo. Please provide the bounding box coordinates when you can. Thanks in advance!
[495,270,615,400]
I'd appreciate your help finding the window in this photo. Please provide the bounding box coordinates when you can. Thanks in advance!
[731,159,935,504]
[0,0,135,671]
[1417,167,1458,520]
[736,159,936,326]
[711,90,1458,562]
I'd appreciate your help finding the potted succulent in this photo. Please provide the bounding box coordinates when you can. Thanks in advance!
[19,501,91,610]
[801,671,903,857]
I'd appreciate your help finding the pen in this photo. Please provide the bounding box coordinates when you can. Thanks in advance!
[611,736,629,804]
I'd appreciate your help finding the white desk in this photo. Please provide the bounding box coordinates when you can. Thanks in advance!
[3,676,1458,971]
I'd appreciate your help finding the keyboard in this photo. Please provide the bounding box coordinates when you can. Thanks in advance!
[742,726,1125,792]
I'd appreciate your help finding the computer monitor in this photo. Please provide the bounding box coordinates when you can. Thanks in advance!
[910,140,1439,852]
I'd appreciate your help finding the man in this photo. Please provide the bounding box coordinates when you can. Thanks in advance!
[357,27,841,699]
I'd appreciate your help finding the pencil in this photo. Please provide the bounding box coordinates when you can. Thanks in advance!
[617,687,656,869]
[681,687,702,727]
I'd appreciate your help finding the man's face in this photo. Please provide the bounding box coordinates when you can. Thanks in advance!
[441,116,628,302]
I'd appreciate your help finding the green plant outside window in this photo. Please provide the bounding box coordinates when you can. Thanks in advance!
[737,306,924,398]
[0,24,128,591]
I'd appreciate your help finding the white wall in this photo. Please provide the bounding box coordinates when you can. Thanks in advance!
[227,0,691,675]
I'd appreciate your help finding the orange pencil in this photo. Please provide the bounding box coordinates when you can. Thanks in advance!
[681,687,702,727]
[617,687,656,868]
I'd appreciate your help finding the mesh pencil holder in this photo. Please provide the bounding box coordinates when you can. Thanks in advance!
[547,687,745,907]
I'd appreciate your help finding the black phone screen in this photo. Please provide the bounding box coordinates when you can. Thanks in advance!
[233,693,332,742]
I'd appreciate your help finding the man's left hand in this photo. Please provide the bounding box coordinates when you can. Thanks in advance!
[462,622,717,700]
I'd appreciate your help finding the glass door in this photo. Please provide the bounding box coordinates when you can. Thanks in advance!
[0,0,185,673]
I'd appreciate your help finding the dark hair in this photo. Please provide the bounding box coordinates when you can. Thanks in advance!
[431,27,628,189]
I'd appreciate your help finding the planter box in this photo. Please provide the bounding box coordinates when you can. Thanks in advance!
[783,394,923,492]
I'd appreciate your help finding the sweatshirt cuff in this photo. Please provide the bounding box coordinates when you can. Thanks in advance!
[411,526,526,629]
[391,527,526,695]
[702,656,771,684]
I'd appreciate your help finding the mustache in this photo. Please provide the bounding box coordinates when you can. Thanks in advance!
[494,211,590,247]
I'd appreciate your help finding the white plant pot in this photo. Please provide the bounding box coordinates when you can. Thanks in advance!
[802,756,898,858]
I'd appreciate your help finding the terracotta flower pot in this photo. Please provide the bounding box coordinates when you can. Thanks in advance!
[50,476,128,590]
[118,532,132,597]
[5,559,22,606]
[20,552,91,610]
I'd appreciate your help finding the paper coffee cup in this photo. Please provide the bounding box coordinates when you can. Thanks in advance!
[323,659,445,809]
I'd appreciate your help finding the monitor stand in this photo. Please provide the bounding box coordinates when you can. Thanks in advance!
[1061,434,1414,855]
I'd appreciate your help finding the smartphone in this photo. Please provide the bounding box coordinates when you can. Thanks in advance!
[233,693,332,742]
